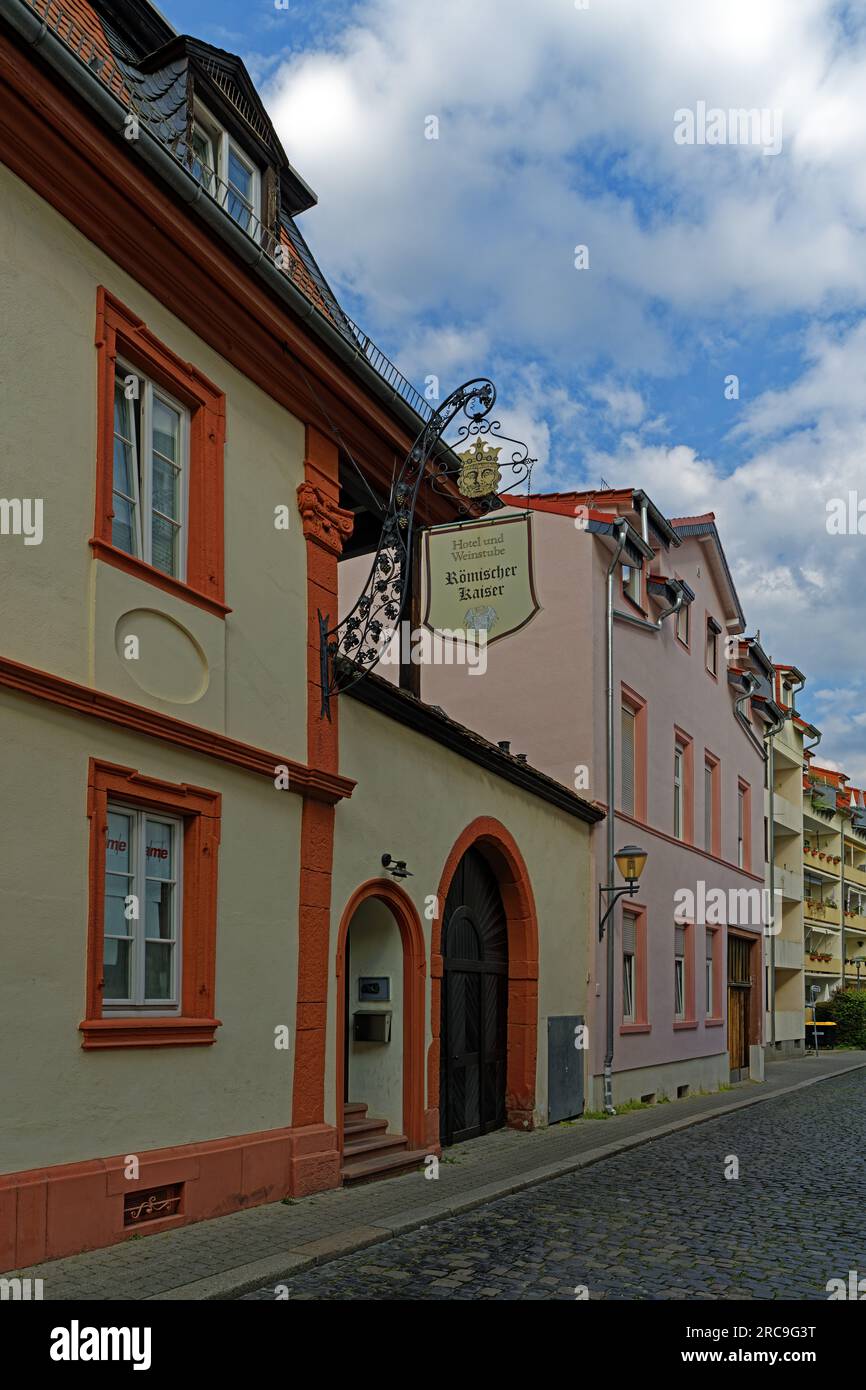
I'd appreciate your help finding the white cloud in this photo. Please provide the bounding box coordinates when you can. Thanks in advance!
[265,0,866,376]
[585,318,866,771]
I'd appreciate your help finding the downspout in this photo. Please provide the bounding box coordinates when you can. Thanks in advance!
[603,519,628,1115]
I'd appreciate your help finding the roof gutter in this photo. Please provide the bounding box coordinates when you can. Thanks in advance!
[2,0,444,449]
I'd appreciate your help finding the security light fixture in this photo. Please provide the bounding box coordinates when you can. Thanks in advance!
[381,853,413,879]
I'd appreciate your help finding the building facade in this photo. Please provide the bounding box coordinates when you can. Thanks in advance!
[0,0,602,1269]
[421,491,771,1105]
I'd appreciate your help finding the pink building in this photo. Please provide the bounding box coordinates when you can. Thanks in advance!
[421,488,771,1108]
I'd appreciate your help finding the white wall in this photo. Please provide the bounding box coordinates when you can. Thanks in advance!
[346,897,404,1134]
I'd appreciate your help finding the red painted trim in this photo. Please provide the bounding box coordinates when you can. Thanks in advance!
[0,1122,339,1271]
[613,808,765,883]
[88,539,231,618]
[621,900,648,1027]
[706,923,722,1019]
[291,428,349,1128]
[738,777,753,874]
[621,682,647,823]
[335,879,427,1152]
[620,1023,651,1034]
[704,749,722,858]
[78,1017,221,1048]
[94,288,227,614]
[429,817,539,1136]
[675,918,696,1023]
[674,725,694,845]
[81,758,221,1047]
[0,654,354,802]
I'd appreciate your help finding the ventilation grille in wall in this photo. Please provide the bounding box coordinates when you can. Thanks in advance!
[123,1183,184,1227]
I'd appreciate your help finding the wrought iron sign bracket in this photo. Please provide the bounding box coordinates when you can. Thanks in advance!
[319,377,534,719]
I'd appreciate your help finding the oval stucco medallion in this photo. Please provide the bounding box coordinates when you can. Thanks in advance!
[115,608,210,704]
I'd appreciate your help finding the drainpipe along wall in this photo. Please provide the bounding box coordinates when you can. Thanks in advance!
[603,520,628,1115]
[603,524,684,1113]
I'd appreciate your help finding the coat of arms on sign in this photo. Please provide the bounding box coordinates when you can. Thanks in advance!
[457,439,502,499]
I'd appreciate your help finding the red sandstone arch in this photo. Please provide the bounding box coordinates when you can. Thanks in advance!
[335,878,427,1153]
[428,817,539,1144]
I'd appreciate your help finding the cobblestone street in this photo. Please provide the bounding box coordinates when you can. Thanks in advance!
[244,1070,866,1301]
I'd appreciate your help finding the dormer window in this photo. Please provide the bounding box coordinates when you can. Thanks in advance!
[191,103,261,239]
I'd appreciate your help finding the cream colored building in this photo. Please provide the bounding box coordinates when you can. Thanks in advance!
[764,664,809,1053]
[0,0,602,1269]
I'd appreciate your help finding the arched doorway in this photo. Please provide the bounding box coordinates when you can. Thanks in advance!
[430,817,539,1143]
[335,880,426,1181]
[440,848,509,1145]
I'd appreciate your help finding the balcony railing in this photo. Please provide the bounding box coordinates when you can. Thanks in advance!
[804,955,841,974]
[22,0,434,427]
[803,900,841,926]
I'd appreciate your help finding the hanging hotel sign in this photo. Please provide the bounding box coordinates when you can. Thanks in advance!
[423,512,541,643]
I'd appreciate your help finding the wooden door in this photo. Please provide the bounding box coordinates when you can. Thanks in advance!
[727,936,751,1074]
[440,849,508,1145]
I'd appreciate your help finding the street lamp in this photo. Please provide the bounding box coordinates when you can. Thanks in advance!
[599,844,648,940]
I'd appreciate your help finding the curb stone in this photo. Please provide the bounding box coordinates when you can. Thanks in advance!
[146,1058,866,1300]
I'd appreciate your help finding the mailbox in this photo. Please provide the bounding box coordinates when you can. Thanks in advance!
[353,1011,392,1043]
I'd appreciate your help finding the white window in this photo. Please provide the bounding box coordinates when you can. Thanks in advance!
[113,364,187,579]
[674,925,685,1019]
[737,786,745,868]
[190,124,216,194]
[676,600,689,645]
[705,931,714,1014]
[622,914,636,1022]
[621,704,635,816]
[191,105,261,239]
[706,619,718,675]
[674,742,685,840]
[622,563,641,606]
[104,805,182,1010]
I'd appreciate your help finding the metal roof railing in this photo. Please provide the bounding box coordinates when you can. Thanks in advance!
[22,0,434,426]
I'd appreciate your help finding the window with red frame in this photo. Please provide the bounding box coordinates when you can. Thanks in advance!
[93,288,227,618]
[82,759,222,1049]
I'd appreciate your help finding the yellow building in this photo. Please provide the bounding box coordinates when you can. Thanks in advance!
[764,664,810,1053]
[0,0,602,1268]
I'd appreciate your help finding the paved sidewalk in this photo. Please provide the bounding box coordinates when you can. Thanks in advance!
[15,1051,866,1301]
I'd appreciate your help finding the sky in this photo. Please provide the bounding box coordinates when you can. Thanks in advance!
[166,0,866,777]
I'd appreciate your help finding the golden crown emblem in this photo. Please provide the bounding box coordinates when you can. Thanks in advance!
[456,439,502,499]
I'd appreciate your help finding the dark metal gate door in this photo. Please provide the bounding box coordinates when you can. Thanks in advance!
[440,849,508,1145]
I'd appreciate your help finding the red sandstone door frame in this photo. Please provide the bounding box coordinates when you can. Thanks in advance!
[335,880,427,1153]
[431,818,540,1137]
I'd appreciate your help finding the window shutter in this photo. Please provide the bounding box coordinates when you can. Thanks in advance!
[675,925,686,955]
[622,915,636,955]
[621,706,635,815]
